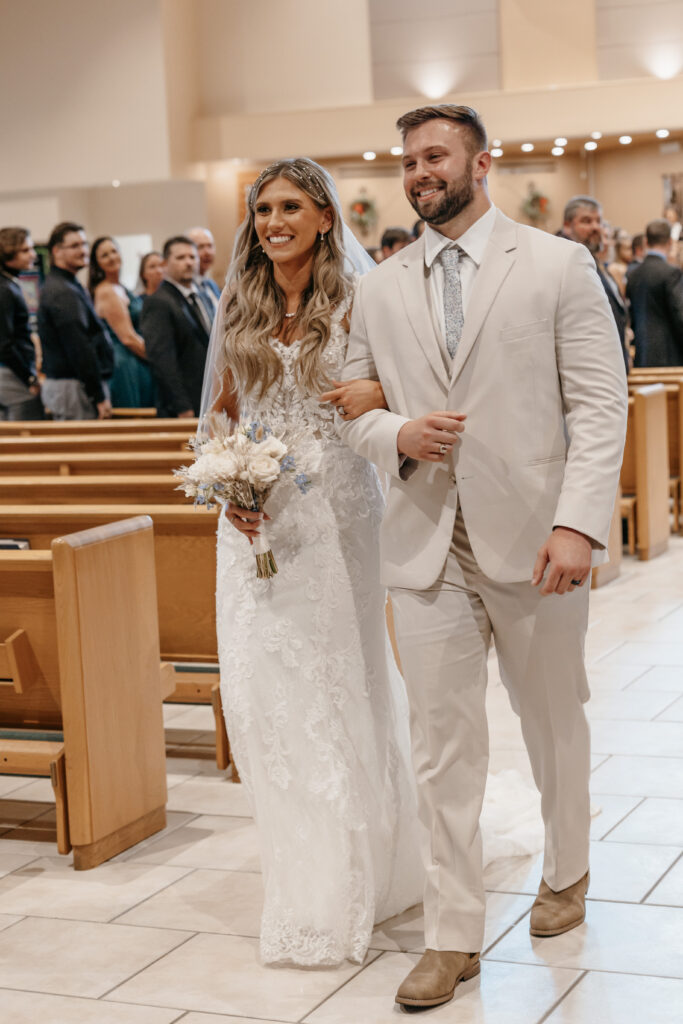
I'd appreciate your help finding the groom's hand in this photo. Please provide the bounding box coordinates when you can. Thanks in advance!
[397,412,466,462]
[532,527,592,596]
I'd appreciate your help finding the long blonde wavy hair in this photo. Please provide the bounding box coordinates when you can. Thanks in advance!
[219,158,353,401]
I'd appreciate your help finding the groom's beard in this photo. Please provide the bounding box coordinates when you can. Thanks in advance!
[408,168,475,226]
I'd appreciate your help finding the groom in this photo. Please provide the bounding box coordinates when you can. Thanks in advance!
[337,104,627,1009]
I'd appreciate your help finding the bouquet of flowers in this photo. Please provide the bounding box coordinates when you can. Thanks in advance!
[174,413,311,579]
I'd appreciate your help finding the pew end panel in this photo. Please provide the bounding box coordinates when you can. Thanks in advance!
[51,516,168,868]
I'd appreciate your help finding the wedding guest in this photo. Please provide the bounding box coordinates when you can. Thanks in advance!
[563,196,629,373]
[626,233,645,277]
[608,229,632,299]
[627,218,683,366]
[89,236,155,409]
[380,226,413,260]
[141,236,211,417]
[138,251,164,297]
[0,226,43,420]
[37,222,113,419]
[187,226,221,313]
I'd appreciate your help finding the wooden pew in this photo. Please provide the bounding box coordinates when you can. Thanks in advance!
[0,505,232,773]
[0,517,168,868]
[0,474,185,506]
[0,418,198,436]
[0,432,190,456]
[0,451,186,476]
[627,376,683,532]
[621,385,670,560]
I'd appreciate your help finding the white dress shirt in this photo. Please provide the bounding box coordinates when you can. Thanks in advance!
[424,205,497,354]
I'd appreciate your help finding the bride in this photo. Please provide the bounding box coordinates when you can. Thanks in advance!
[202,157,543,969]
[203,158,423,967]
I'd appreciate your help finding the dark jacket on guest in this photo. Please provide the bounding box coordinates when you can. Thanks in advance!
[0,268,37,385]
[140,279,211,416]
[626,253,683,367]
[37,266,114,403]
[596,263,629,374]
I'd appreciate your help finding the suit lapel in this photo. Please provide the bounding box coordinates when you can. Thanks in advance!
[450,211,518,386]
[396,238,449,391]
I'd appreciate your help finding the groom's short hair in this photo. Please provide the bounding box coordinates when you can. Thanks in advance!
[396,104,487,157]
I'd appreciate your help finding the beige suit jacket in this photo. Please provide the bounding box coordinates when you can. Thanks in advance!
[338,210,628,589]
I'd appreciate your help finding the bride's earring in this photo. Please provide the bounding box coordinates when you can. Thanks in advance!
[319,231,326,242]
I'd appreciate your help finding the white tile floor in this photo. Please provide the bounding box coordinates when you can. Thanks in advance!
[1,539,683,1022]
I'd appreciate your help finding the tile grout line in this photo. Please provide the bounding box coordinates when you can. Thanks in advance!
[97,929,198,1000]
[536,969,588,1024]
[107,866,199,924]
[652,693,683,721]
[639,848,683,904]
[296,950,387,1023]
[623,665,664,690]
[598,795,647,839]
[480,902,534,957]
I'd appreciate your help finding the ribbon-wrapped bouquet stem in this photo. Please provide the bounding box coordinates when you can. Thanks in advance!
[174,414,311,579]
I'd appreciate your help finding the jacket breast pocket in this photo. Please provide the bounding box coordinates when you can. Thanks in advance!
[500,318,550,344]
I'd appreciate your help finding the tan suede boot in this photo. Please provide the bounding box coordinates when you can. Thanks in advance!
[530,870,589,936]
[395,949,481,1008]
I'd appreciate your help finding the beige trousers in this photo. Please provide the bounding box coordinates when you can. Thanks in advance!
[389,509,591,952]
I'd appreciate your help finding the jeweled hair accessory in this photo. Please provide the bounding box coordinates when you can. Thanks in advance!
[248,159,329,209]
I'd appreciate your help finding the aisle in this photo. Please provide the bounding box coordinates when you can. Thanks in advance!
[0,541,682,1022]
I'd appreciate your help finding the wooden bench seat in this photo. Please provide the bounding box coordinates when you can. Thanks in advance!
[0,451,187,476]
[621,385,670,560]
[0,518,168,868]
[0,474,185,505]
[0,432,191,455]
[0,505,233,774]
[0,418,198,436]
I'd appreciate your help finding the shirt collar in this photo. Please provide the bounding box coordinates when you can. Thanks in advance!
[166,278,199,299]
[424,205,497,269]
[646,249,667,261]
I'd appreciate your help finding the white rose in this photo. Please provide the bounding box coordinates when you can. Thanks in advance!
[189,451,239,484]
[258,436,287,460]
[246,453,281,486]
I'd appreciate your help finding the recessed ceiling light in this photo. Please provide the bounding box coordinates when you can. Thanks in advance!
[551,147,565,156]
[554,137,568,147]
[492,139,502,148]
[656,129,670,139]
[584,141,598,151]
[521,143,534,152]
[390,145,403,156]
[111,179,120,188]
[591,131,602,140]
[619,135,632,145]
[363,151,376,161]
[491,147,504,158]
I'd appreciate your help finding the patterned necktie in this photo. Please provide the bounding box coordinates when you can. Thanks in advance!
[441,246,464,359]
[188,291,212,336]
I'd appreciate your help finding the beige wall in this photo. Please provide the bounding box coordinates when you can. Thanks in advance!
[592,141,683,233]
[0,0,171,192]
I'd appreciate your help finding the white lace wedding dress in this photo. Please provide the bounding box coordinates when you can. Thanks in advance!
[216,296,423,966]
[216,295,545,967]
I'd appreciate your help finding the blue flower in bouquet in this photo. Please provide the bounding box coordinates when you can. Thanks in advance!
[245,421,273,443]
[280,455,296,472]
[295,473,312,495]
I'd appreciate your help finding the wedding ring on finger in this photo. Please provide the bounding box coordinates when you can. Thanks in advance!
[571,578,583,586]
[337,405,346,417]
[438,443,448,455]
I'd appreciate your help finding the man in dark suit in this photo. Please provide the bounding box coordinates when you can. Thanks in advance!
[38,221,114,419]
[563,196,629,374]
[187,226,221,315]
[626,219,683,367]
[141,236,212,418]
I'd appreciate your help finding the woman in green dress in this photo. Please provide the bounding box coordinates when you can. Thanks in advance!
[89,236,156,409]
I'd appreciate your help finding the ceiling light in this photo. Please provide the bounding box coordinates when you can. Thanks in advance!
[492,139,502,148]
[591,131,602,140]
[619,135,632,145]
[554,137,568,147]
[521,143,534,153]
[584,141,598,151]
[491,148,503,158]
[656,129,670,139]
[111,179,120,188]
[551,147,565,156]
[363,151,376,161]
[390,145,403,156]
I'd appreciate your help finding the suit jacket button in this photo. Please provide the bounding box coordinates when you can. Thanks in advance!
[450,474,457,485]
